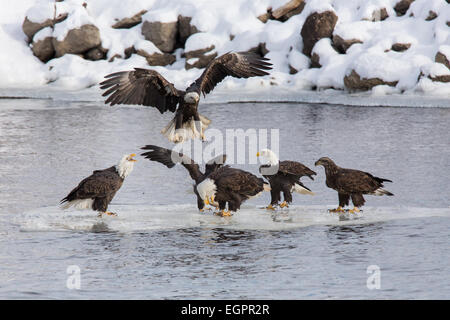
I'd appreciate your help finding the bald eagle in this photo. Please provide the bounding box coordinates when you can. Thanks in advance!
[140,145,226,211]
[60,154,137,216]
[314,157,393,213]
[257,149,316,210]
[196,166,271,216]
[100,51,272,143]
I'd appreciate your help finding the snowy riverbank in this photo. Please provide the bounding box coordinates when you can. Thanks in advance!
[1,0,449,100]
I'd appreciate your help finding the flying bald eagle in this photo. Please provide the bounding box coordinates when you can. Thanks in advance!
[60,154,137,216]
[196,166,271,216]
[100,52,272,143]
[140,145,226,211]
[257,149,316,210]
[315,157,393,213]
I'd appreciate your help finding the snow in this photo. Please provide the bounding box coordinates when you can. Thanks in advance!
[0,0,449,102]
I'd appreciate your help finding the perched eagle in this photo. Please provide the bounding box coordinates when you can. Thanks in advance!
[314,157,393,213]
[257,149,316,210]
[100,52,272,143]
[140,145,226,211]
[196,166,271,216]
[60,154,137,216]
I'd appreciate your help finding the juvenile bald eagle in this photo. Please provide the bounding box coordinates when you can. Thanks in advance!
[196,166,271,216]
[315,157,393,213]
[257,149,316,210]
[60,154,137,216]
[140,145,226,211]
[100,52,272,143]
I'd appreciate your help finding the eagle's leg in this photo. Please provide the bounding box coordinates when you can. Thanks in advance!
[265,204,277,211]
[98,211,117,217]
[328,206,345,213]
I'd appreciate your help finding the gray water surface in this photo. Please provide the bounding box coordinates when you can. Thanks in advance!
[0,99,449,299]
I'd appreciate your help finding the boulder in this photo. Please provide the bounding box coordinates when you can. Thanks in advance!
[112,10,147,29]
[391,43,411,52]
[141,20,178,53]
[31,36,55,62]
[332,34,362,53]
[425,11,437,21]
[310,52,321,68]
[184,45,217,70]
[258,0,305,23]
[53,24,101,57]
[84,46,107,61]
[394,0,414,16]
[301,11,338,57]
[247,43,269,57]
[136,49,176,66]
[344,70,398,91]
[430,75,450,83]
[22,13,68,42]
[177,16,199,48]
[368,8,389,21]
[435,51,450,69]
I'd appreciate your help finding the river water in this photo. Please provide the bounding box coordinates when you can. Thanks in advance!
[0,98,449,299]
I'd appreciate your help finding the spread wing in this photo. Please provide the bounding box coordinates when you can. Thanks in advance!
[61,167,122,203]
[335,168,390,194]
[99,68,182,113]
[189,51,272,96]
[279,161,316,180]
[140,145,203,183]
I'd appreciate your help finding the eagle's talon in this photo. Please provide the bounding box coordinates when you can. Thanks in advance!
[348,207,361,214]
[265,204,276,211]
[280,201,289,208]
[328,206,345,213]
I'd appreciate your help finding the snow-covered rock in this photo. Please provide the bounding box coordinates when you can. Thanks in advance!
[301,10,338,57]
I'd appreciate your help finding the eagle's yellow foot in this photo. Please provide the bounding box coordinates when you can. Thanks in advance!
[280,201,289,208]
[328,206,345,213]
[265,204,276,211]
[215,210,232,217]
[99,211,117,217]
[348,207,360,214]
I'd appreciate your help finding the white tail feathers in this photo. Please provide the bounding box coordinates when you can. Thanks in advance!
[371,188,394,196]
[61,199,94,210]
[161,114,211,143]
[293,183,314,195]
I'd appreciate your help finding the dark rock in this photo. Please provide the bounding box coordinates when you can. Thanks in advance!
[435,51,450,69]
[112,10,147,29]
[430,75,450,82]
[394,0,414,16]
[332,34,362,53]
[425,11,438,21]
[301,11,338,57]
[391,43,411,52]
[369,7,389,21]
[84,46,107,61]
[247,43,269,57]
[177,16,199,48]
[53,24,101,57]
[22,13,68,42]
[288,65,298,74]
[136,49,176,66]
[344,70,398,91]
[184,45,217,70]
[31,36,55,62]
[124,46,137,59]
[310,52,321,68]
[141,20,178,53]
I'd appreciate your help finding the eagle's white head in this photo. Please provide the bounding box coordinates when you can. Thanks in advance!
[184,91,200,104]
[196,178,217,203]
[117,153,137,178]
[256,148,279,165]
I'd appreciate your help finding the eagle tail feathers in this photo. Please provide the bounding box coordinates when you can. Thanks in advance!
[161,114,211,143]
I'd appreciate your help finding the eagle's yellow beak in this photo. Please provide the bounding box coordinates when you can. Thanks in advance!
[128,153,137,162]
[256,152,260,157]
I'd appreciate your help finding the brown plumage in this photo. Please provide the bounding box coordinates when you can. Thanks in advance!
[140,145,226,211]
[100,51,272,143]
[315,157,393,212]
[60,154,137,216]
[196,166,270,216]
